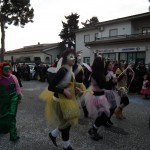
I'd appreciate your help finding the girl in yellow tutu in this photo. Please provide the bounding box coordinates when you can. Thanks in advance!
[41,50,82,150]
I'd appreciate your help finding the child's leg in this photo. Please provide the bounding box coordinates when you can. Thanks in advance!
[9,94,19,141]
[145,94,148,99]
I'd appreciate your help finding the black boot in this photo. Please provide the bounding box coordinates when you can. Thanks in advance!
[107,119,113,125]
[82,106,89,118]
[10,136,20,142]
[88,126,103,141]
[49,132,58,147]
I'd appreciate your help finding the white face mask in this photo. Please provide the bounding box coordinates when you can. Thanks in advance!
[67,54,75,61]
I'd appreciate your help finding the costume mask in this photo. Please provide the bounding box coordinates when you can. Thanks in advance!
[67,54,75,61]
[3,65,11,74]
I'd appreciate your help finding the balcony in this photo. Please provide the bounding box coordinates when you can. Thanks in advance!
[86,32,150,46]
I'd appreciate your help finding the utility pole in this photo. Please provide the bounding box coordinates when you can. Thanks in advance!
[149,0,150,12]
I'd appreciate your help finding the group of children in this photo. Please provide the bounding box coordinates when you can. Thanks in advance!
[0,49,134,150]
[40,49,132,150]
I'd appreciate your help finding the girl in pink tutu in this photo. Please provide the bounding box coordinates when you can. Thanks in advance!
[86,56,111,141]
[141,74,150,99]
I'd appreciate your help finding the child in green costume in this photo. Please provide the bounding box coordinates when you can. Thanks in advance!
[0,62,22,141]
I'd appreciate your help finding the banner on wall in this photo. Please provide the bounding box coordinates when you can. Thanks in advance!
[94,46,146,53]
[119,46,146,52]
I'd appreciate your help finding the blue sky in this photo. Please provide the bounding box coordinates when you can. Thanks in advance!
[1,0,149,51]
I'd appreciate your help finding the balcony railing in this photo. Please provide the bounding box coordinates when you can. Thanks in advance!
[95,32,150,41]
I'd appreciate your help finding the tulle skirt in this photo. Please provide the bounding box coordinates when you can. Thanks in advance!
[79,87,93,107]
[84,91,110,119]
[104,90,121,108]
[39,84,79,130]
[39,86,54,102]
[141,88,150,95]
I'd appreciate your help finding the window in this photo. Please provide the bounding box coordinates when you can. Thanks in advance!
[34,57,41,62]
[24,57,31,62]
[45,57,50,63]
[83,57,90,65]
[142,27,150,34]
[109,29,118,37]
[84,35,90,42]
[119,52,145,64]
[119,53,127,62]
[95,33,99,40]
[127,53,136,63]
[103,53,116,60]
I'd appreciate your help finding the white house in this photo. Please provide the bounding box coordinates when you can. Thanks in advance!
[4,43,61,64]
[75,12,150,65]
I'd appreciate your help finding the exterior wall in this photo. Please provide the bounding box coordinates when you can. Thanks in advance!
[76,22,132,65]
[43,47,61,64]
[4,52,45,62]
[76,30,94,64]
[75,13,150,65]
[132,19,150,34]
[90,41,150,64]
[98,21,132,38]
[4,47,61,64]
[145,44,150,64]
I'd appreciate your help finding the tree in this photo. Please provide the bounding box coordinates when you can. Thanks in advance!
[81,16,99,27]
[0,0,34,62]
[59,13,80,51]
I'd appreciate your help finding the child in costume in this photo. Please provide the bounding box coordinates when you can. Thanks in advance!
[115,61,130,120]
[141,74,150,99]
[0,62,22,141]
[73,53,88,118]
[85,56,111,141]
[104,60,119,126]
[41,50,82,150]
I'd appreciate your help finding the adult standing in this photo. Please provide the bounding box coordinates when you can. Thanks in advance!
[12,62,22,87]
[136,61,147,94]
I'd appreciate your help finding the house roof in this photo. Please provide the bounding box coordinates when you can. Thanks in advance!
[5,43,59,54]
[76,12,150,33]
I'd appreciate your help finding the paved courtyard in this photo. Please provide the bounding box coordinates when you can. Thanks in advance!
[0,80,150,150]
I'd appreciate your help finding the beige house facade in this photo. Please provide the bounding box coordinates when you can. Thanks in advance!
[4,43,61,64]
[75,12,150,65]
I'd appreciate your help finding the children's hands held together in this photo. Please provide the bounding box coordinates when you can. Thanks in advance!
[64,88,72,99]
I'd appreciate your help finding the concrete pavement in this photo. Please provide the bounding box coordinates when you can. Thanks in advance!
[0,80,150,150]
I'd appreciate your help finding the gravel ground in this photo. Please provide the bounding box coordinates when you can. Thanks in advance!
[0,80,150,150]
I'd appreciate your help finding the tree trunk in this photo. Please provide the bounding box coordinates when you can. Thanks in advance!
[0,16,5,62]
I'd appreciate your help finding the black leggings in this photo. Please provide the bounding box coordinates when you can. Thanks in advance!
[60,126,71,141]
[94,112,109,127]
[109,107,117,119]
